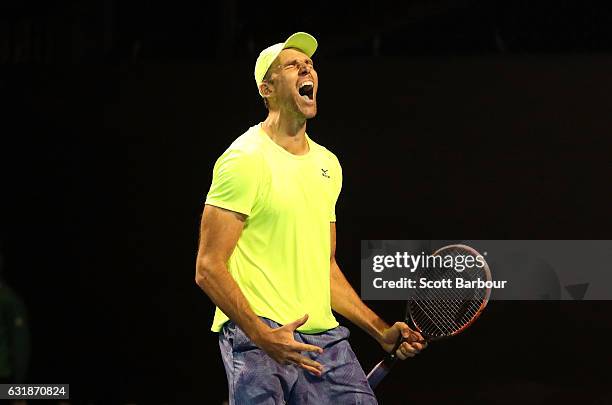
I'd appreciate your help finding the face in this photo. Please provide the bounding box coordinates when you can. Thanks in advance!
[264,48,318,119]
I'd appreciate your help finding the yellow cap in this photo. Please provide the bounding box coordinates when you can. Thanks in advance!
[254,32,318,94]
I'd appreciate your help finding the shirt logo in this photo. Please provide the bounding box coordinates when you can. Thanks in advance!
[321,168,330,178]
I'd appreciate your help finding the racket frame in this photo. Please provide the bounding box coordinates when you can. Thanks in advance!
[408,243,492,341]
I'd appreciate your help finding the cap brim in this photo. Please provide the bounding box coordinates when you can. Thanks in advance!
[282,32,318,57]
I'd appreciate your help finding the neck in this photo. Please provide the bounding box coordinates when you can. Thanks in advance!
[261,109,309,155]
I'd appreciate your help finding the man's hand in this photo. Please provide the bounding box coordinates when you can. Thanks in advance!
[253,314,325,376]
[379,322,427,360]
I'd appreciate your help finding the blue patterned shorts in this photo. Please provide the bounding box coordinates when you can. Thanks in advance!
[219,318,378,405]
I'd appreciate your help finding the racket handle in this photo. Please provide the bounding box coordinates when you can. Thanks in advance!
[366,359,394,389]
[366,335,403,389]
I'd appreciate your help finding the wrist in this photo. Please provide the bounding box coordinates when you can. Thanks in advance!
[248,319,272,346]
[369,317,390,345]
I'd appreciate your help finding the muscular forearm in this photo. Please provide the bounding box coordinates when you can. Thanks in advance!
[330,258,389,343]
[196,257,270,342]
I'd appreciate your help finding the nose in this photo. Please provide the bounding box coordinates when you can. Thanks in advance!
[298,62,311,75]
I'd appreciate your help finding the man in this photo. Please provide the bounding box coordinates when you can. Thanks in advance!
[195,32,426,404]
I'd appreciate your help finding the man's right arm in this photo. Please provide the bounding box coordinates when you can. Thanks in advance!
[195,204,268,341]
[195,204,324,375]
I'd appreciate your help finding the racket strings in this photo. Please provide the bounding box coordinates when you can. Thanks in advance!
[412,300,458,336]
[409,246,489,338]
[412,299,482,338]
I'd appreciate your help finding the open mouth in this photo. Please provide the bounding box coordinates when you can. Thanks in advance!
[298,81,314,102]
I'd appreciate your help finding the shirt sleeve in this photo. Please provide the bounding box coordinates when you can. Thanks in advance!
[205,147,261,216]
[330,154,342,222]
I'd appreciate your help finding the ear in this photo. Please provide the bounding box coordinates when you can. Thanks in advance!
[259,80,273,99]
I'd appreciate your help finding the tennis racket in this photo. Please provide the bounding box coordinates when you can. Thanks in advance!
[366,243,492,389]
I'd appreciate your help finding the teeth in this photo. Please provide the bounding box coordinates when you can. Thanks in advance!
[299,81,313,88]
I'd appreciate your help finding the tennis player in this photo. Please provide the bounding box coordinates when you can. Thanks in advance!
[195,32,426,404]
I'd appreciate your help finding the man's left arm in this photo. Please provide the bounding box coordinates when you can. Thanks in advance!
[329,223,426,360]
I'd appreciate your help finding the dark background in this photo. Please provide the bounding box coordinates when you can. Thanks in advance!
[1,1,612,404]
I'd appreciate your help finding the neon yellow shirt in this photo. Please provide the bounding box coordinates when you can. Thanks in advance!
[205,124,341,333]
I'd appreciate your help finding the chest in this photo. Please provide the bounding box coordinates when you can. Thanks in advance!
[258,156,336,219]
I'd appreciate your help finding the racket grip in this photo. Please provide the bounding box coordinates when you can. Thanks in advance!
[366,359,392,389]
[366,335,403,389]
